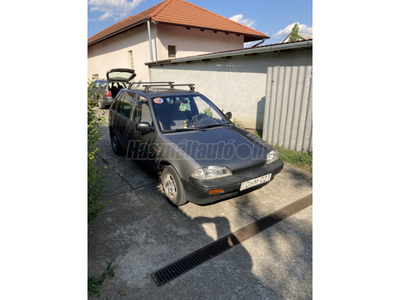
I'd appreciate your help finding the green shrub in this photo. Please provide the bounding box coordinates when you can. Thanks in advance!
[88,79,108,225]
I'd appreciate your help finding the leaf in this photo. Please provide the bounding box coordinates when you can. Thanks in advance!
[119,289,127,296]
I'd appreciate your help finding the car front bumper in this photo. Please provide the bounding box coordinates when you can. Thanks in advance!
[181,159,284,205]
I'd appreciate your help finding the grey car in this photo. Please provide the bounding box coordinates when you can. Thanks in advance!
[88,68,136,109]
[109,82,284,206]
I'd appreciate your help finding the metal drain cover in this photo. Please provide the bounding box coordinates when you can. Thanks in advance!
[151,194,312,286]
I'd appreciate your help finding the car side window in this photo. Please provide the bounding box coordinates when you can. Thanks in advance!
[94,81,101,88]
[133,96,152,123]
[111,92,124,111]
[117,93,133,118]
[99,81,107,89]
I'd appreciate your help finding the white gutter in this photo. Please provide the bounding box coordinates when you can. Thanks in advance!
[147,40,312,65]
[147,20,154,62]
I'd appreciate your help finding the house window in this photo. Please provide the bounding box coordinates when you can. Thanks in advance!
[128,50,134,69]
[92,74,99,79]
[168,45,176,58]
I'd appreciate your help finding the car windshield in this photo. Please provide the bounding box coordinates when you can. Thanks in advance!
[151,94,229,132]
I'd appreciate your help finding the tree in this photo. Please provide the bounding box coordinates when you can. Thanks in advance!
[289,23,301,42]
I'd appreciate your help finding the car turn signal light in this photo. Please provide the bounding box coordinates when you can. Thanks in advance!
[209,188,224,195]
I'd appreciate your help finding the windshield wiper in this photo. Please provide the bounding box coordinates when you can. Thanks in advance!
[164,127,198,133]
[197,123,230,129]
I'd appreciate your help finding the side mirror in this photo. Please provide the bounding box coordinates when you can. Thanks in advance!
[225,112,232,120]
[136,122,154,133]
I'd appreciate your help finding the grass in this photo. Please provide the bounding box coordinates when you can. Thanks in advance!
[252,129,312,173]
[233,117,246,129]
[274,145,312,173]
[88,258,116,298]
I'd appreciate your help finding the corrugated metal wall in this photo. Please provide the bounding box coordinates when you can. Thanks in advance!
[262,65,313,152]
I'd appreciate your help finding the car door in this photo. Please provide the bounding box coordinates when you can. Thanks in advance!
[114,92,135,150]
[120,92,138,155]
[129,95,157,161]
[109,92,124,136]
[106,69,136,89]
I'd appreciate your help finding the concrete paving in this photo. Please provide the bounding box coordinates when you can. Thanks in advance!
[88,109,312,300]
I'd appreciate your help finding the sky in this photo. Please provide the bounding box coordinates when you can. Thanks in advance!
[88,0,312,45]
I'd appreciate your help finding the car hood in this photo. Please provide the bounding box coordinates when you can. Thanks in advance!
[166,126,270,171]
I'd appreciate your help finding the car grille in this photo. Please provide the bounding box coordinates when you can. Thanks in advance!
[231,161,266,175]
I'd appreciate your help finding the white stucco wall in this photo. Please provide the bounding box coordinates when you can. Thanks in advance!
[88,24,155,82]
[88,23,245,82]
[156,24,244,59]
[148,48,312,130]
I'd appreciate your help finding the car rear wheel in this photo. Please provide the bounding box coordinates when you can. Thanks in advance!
[111,133,124,156]
[161,166,187,206]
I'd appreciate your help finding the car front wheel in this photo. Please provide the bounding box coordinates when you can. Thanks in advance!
[161,166,187,206]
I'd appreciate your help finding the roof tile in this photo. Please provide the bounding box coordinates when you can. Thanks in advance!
[89,0,267,46]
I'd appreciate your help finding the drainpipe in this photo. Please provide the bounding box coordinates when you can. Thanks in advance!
[147,19,154,62]
[251,38,266,48]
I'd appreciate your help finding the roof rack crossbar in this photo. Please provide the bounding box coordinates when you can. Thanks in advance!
[142,83,195,93]
[128,81,174,89]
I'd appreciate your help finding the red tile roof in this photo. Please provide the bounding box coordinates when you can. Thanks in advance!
[88,0,268,46]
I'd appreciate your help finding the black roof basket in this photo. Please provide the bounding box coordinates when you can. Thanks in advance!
[129,81,195,93]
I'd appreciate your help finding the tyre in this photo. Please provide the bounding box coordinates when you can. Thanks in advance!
[161,166,187,206]
[111,133,124,156]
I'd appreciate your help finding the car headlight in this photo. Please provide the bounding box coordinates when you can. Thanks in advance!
[266,149,279,165]
[191,166,232,180]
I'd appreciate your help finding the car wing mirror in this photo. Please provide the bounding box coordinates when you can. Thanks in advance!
[136,122,154,133]
[225,112,232,120]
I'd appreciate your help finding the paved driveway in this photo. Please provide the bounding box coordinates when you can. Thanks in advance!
[89,109,312,300]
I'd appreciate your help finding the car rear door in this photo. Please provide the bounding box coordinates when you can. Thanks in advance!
[115,92,134,150]
[106,69,136,86]
[106,69,136,99]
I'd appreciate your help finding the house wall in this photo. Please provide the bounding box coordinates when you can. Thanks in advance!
[156,24,244,59]
[88,23,244,82]
[88,23,155,82]
[148,47,312,151]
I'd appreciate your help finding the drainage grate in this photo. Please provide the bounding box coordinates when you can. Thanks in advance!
[151,194,312,286]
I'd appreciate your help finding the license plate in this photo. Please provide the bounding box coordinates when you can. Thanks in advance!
[240,174,272,191]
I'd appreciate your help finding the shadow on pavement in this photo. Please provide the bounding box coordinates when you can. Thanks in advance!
[88,116,312,299]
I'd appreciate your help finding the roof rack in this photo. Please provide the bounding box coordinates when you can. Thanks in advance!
[128,81,174,89]
[141,83,195,93]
